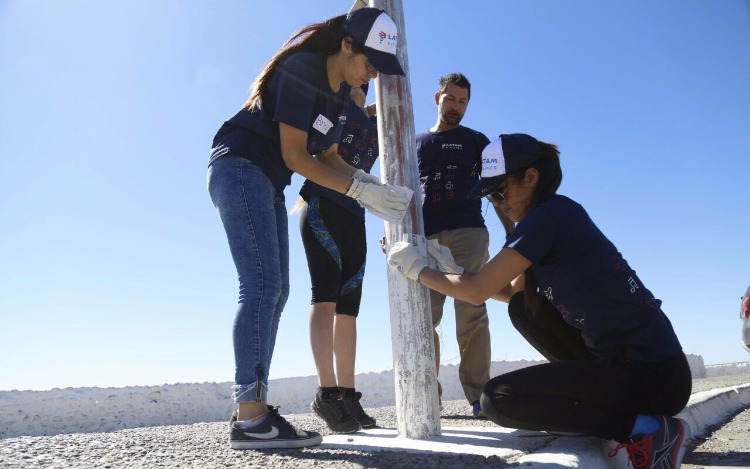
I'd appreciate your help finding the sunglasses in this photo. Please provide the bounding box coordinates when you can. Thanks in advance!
[485,185,510,205]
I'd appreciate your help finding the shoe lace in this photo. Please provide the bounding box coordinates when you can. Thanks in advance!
[608,437,652,469]
[268,405,289,425]
[268,405,309,437]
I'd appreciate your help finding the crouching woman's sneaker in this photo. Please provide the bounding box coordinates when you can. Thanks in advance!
[608,416,690,469]
[230,406,322,450]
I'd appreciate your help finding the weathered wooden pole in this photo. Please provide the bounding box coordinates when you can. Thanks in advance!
[368,0,441,438]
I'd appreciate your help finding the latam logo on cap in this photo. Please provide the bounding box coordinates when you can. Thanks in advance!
[468,133,543,198]
[480,139,506,178]
[365,13,398,53]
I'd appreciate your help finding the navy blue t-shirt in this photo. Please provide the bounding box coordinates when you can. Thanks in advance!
[505,195,682,362]
[417,126,490,236]
[300,100,379,219]
[209,52,351,192]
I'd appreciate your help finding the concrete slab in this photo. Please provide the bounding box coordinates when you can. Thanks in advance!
[322,426,545,458]
[322,426,616,468]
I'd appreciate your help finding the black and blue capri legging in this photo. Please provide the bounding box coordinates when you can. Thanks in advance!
[299,196,366,316]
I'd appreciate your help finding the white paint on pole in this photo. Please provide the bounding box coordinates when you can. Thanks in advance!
[370,0,441,438]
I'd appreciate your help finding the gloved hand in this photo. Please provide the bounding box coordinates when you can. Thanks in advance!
[427,239,464,275]
[387,241,428,281]
[353,168,382,186]
[346,178,412,224]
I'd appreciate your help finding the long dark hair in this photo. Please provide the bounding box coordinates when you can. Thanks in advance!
[507,141,562,313]
[244,15,364,111]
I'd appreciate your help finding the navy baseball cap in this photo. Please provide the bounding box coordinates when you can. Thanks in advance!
[468,133,543,198]
[344,8,405,76]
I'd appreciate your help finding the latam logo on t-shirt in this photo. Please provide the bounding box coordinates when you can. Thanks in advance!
[441,143,463,150]
[313,114,334,135]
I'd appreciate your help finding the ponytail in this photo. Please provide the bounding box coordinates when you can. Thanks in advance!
[245,14,363,111]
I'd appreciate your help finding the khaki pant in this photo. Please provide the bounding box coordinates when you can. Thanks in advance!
[428,227,491,404]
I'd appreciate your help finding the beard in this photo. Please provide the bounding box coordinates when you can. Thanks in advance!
[440,110,463,126]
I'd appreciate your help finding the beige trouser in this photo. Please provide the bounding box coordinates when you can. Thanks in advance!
[428,227,491,404]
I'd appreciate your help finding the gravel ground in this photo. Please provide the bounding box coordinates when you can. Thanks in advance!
[0,400,509,469]
[688,373,750,394]
[682,406,750,468]
[2,373,749,469]
[682,372,750,469]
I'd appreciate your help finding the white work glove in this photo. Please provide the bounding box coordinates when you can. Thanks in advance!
[387,241,428,281]
[346,178,412,224]
[427,239,464,275]
[353,168,382,186]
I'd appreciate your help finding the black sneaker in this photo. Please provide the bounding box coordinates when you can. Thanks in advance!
[229,406,322,450]
[343,391,376,428]
[608,416,689,469]
[311,393,361,433]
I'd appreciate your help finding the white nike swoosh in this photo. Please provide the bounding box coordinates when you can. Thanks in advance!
[242,426,279,440]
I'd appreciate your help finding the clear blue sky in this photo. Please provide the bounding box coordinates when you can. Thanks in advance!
[1,0,749,391]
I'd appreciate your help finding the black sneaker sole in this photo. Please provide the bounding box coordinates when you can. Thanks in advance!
[230,433,323,450]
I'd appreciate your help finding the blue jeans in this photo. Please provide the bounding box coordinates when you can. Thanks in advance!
[207,156,290,403]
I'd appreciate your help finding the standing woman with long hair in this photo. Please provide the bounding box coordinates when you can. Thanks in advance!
[387,133,692,469]
[208,8,408,450]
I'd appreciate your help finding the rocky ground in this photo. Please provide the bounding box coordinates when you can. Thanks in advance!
[1,373,748,468]
[682,373,750,469]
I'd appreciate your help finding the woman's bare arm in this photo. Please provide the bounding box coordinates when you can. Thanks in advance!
[279,123,353,193]
[417,247,531,305]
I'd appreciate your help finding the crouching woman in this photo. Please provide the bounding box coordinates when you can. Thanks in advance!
[387,133,692,469]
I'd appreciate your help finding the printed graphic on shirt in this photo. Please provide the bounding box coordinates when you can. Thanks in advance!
[419,129,486,205]
[338,106,378,172]
[627,276,640,293]
[416,126,489,236]
[427,142,468,203]
[299,101,379,219]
